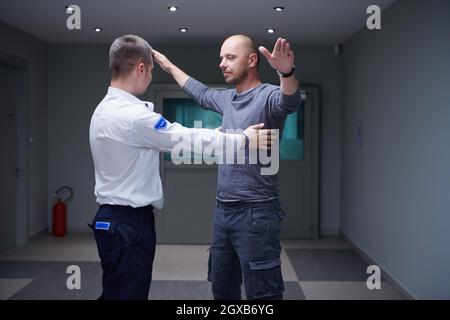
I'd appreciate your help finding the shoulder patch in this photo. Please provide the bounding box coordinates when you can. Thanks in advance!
[153,116,168,131]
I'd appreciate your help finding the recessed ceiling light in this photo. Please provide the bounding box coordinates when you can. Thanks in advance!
[93,27,102,32]
[267,28,275,34]
[168,6,178,12]
[274,7,284,12]
[179,28,188,32]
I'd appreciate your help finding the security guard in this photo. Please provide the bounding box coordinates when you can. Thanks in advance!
[89,35,270,300]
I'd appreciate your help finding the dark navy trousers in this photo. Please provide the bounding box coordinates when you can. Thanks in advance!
[208,199,285,300]
[91,204,156,300]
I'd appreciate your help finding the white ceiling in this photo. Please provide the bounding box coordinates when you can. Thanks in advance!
[0,0,397,45]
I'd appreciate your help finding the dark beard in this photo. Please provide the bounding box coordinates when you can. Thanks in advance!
[224,69,248,85]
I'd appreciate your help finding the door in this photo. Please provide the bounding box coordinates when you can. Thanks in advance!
[153,90,219,243]
[278,88,320,239]
[149,85,320,243]
[0,63,18,251]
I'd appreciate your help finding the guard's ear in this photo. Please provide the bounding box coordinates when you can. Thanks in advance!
[137,62,145,74]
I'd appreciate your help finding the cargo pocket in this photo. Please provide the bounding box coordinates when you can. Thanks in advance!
[93,220,123,271]
[247,257,284,299]
[250,207,281,236]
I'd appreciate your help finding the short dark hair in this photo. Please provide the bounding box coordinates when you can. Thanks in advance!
[109,35,153,79]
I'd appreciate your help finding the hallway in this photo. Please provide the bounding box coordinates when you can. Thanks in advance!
[0,235,404,300]
[1,0,449,300]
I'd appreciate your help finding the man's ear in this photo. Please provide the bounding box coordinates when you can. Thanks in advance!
[249,53,258,68]
[137,62,145,74]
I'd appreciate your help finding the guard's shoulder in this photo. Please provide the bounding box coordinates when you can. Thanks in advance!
[116,99,148,117]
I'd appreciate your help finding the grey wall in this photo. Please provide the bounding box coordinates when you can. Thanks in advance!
[341,0,450,299]
[0,22,48,238]
[47,43,342,236]
[47,45,109,233]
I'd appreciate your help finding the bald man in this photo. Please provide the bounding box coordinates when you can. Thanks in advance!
[153,35,303,300]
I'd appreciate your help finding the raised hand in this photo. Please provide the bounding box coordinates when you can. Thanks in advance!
[258,38,295,74]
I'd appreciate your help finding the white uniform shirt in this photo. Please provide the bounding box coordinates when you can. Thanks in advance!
[89,87,244,209]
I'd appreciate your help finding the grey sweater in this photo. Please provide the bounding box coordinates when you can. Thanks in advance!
[183,77,303,202]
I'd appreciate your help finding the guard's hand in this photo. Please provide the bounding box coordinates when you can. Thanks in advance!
[152,49,172,73]
[243,123,279,150]
[258,38,295,74]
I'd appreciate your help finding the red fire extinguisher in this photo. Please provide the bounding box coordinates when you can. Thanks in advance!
[52,186,73,237]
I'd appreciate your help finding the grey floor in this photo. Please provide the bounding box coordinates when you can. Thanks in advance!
[0,235,405,300]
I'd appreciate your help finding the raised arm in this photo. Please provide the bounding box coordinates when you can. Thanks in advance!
[152,49,190,87]
[131,110,274,153]
[152,49,227,114]
[258,38,299,95]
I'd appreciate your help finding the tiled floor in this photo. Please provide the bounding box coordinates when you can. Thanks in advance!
[0,234,405,300]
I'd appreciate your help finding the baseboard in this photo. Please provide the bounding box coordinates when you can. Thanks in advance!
[67,226,92,234]
[44,226,92,235]
[28,229,48,242]
[340,231,417,300]
[320,228,340,237]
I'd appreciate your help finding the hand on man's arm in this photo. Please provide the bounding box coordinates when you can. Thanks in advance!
[242,123,278,151]
[131,110,276,154]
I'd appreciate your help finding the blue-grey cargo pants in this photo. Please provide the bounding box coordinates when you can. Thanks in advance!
[208,199,285,300]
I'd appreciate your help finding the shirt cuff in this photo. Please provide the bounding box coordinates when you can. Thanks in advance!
[280,89,302,106]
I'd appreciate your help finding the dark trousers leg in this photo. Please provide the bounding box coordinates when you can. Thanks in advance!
[208,204,242,300]
[228,201,285,300]
[92,204,156,300]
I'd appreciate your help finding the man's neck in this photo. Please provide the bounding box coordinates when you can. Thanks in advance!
[235,73,262,94]
[110,79,138,96]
